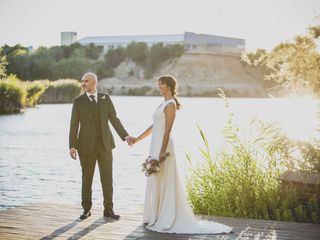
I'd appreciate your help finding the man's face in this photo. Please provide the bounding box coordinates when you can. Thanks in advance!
[81,75,96,92]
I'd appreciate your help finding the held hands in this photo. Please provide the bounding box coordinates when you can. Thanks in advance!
[125,136,136,146]
[69,147,77,160]
[132,137,139,145]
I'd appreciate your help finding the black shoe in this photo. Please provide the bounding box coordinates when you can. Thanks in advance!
[103,209,120,219]
[80,210,91,220]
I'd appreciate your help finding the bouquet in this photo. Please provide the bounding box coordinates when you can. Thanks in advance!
[141,152,170,177]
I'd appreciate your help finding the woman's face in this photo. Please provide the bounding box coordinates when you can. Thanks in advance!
[158,80,170,96]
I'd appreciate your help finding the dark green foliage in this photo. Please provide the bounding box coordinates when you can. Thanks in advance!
[126,42,148,65]
[85,43,103,60]
[1,42,184,81]
[50,57,94,80]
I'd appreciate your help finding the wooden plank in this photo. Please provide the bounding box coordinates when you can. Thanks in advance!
[0,203,319,240]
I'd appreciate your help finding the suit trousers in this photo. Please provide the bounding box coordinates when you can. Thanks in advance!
[79,136,113,211]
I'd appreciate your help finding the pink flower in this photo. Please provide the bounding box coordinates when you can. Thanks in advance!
[141,153,170,177]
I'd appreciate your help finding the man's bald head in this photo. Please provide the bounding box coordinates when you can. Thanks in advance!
[81,72,98,93]
[82,72,98,83]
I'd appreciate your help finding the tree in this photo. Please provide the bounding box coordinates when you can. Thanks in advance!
[51,58,94,80]
[167,44,185,58]
[0,48,7,78]
[104,47,126,69]
[0,44,28,57]
[148,43,170,71]
[126,42,148,65]
[48,46,65,61]
[61,42,84,59]
[6,54,32,79]
[242,23,320,97]
[94,61,114,78]
[85,43,103,60]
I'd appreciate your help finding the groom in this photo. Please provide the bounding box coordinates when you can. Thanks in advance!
[69,72,134,220]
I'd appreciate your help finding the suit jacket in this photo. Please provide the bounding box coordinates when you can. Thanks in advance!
[69,92,129,154]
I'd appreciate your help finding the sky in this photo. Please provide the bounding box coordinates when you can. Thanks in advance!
[0,0,319,51]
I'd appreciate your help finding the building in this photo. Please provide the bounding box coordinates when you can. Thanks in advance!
[184,32,245,55]
[77,34,184,51]
[75,31,245,55]
[61,32,77,46]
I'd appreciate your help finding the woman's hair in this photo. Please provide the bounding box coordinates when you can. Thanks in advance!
[158,75,181,110]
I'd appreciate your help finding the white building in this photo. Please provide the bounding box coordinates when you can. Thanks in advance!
[61,32,77,46]
[184,32,245,55]
[78,34,184,52]
[75,32,245,55]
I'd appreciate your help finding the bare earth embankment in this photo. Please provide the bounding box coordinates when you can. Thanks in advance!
[98,53,268,97]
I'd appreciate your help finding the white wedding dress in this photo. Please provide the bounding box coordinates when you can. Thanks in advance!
[143,99,233,234]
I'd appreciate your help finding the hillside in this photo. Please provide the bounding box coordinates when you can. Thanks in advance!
[98,53,268,97]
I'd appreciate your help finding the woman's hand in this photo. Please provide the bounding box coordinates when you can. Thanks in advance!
[159,152,170,162]
[159,152,166,161]
[132,137,139,144]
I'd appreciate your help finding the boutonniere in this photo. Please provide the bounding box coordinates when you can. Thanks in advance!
[101,95,106,100]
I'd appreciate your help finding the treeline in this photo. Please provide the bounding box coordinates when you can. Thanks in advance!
[0,42,184,81]
[0,53,82,114]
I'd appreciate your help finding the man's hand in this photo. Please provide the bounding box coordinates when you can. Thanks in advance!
[125,136,136,146]
[70,147,77,160]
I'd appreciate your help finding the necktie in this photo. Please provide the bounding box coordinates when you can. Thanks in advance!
[89,95,96,104]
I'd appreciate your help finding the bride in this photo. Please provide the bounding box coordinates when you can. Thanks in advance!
[133,75,232,234]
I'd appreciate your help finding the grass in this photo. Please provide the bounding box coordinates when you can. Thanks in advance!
[0,76,27,113]
[24,81,46,107]
[36,79,82,103]
[186,89,320,223]
[0,77,81,113]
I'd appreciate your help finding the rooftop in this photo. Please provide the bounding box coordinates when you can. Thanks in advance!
[78,34,184,45]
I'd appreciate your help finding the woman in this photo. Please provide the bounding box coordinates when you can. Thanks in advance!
[133,75,232,234]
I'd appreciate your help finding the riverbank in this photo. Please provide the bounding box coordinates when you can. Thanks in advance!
[98,53,269,98]
[0,78,82,114]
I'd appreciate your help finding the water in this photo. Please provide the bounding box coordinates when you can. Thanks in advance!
[0,96,318,213]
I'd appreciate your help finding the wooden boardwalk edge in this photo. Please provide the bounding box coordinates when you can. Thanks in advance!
[0,202,319,240]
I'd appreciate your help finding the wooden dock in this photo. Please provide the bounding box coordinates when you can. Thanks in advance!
[0,203,319,239]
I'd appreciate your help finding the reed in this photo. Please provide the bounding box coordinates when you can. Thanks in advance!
[186,90,320,223]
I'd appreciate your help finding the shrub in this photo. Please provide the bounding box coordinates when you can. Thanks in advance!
[24,81,46,107]
[0,77,26,113]
[39,79,82,103]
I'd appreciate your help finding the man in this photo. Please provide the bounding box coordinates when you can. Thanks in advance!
[69,72,134,220]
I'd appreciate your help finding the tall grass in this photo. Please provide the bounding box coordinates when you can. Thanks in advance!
[0,76,26,113]
[24,81,46,107]
[186,90,320,223]
[38,79,82,103]
[0,76,48,113]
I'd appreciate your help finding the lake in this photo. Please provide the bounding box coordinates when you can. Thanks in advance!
[0,96,318,213]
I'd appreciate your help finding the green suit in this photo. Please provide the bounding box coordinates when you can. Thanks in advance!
[69,92,129,211]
